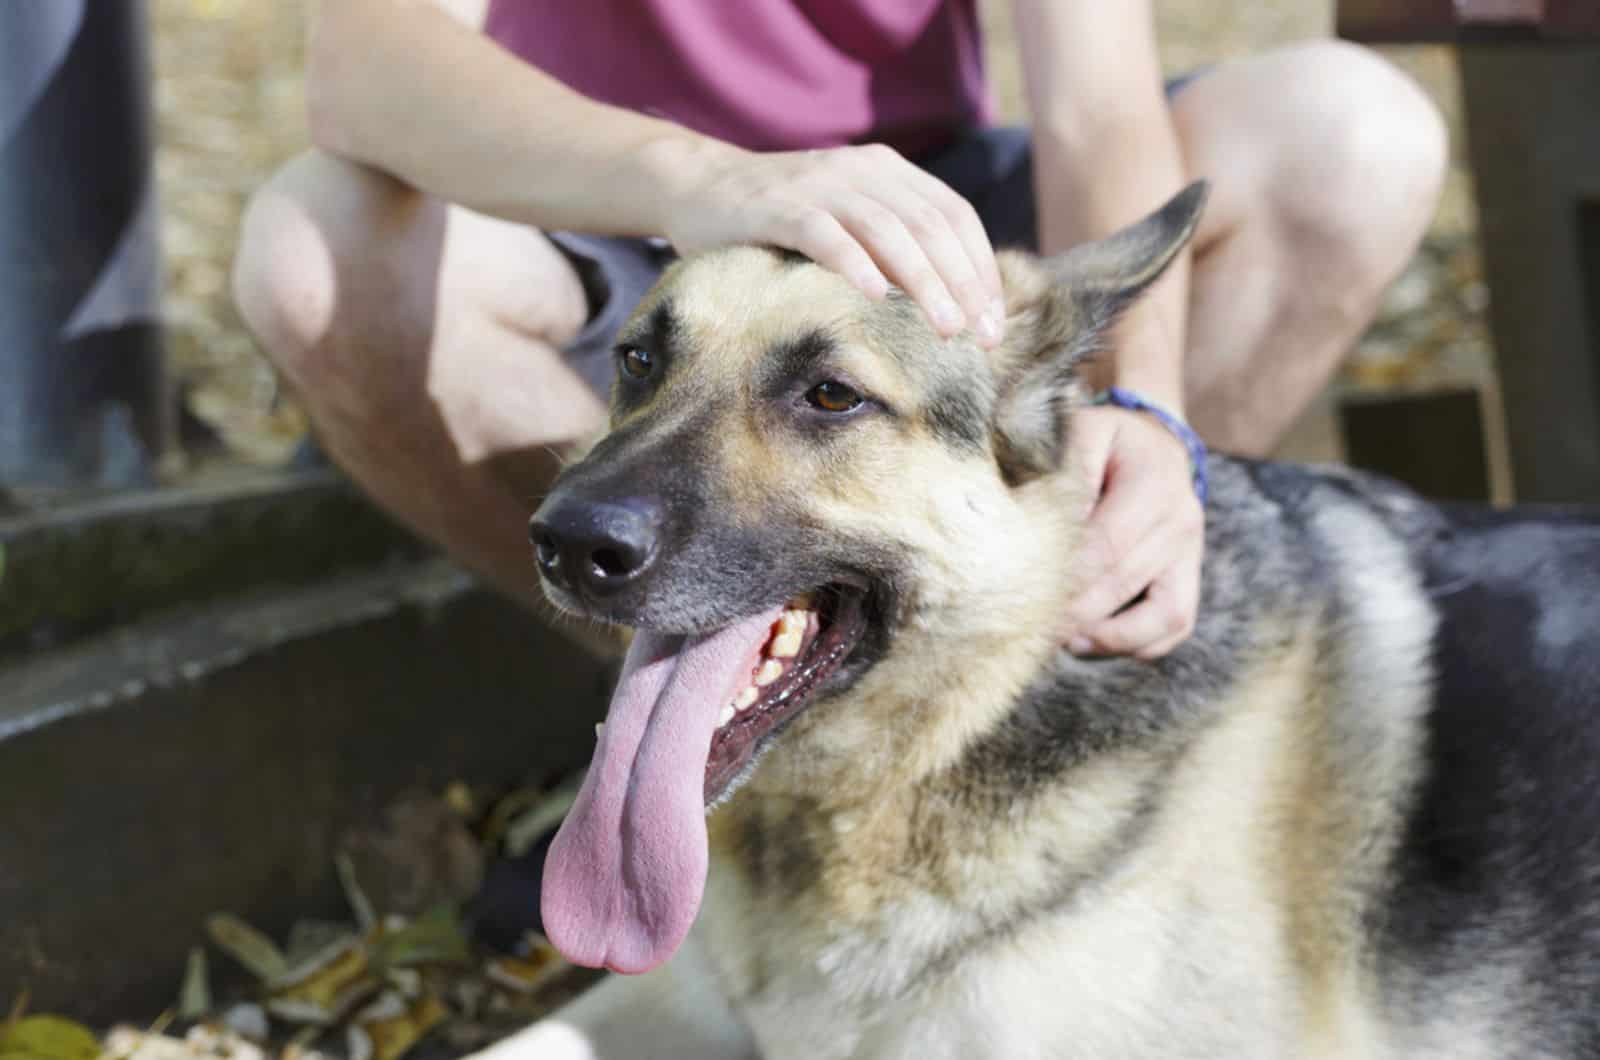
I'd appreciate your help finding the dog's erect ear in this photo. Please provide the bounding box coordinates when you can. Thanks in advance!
[1047,180,1210,312]
[992,181,1208,483]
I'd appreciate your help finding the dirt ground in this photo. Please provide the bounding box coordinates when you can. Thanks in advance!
[151,0,1489,467]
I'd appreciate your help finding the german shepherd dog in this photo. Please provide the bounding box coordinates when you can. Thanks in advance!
[493,184,1600,1059]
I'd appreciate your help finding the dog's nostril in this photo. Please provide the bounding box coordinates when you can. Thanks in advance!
[590,547,631,580]
[535,533,561,569]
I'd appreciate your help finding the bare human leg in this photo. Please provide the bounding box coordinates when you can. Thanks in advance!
[1171,41,1449,456]
[233,150,610,621]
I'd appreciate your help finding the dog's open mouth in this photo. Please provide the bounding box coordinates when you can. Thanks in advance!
[704,585,868,802]
[540,583,871,976]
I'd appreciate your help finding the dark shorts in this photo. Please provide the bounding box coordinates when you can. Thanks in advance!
[550,76,1204,397]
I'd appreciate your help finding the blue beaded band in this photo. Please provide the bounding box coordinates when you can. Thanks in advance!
[1090,386,1209,505]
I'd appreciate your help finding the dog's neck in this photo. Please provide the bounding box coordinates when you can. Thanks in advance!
[724,460,1299,826]
[704,470,1234,978]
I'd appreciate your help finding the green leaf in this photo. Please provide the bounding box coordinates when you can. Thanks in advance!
[334,853,377,935]
[369,907,469,970]
[0,1016,99,1060]
[205,913,289,982]
[178,946,211,1021]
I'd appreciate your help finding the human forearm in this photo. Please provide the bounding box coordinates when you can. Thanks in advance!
[306,0,1005,342]
[1013,1,1191,410]
[1035,123,1190,408]
[306,0,733,236]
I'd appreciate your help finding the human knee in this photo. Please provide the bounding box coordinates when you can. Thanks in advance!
[233,152,434,392]
[233,168,344,386]
[1270,42,1448,268]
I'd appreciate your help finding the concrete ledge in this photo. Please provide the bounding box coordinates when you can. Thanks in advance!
[0,469,426,659]
[0,559,610,1021]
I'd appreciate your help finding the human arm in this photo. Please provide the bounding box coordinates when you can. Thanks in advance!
[1011,0,1205,658]
[305,0,1004,341]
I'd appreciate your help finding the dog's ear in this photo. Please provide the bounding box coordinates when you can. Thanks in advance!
[991,181,1208,483]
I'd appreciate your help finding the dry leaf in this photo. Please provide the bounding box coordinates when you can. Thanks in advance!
[350,994,447,1060]
[205,915,288,983]
[177,949,210,1022]
[334,854,377,935]
[369,909,470,971]
[267,938,374,1026]
[482,938,567,996]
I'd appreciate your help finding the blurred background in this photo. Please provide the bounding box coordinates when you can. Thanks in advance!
[152,0,1489,469]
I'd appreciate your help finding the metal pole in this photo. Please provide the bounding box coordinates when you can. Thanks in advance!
[0,0,168,490]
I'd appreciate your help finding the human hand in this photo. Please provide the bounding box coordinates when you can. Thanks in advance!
[1061,406,1204,660]
[659,143,1005,347]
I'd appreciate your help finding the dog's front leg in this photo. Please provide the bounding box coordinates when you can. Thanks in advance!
[470,938,760,1060]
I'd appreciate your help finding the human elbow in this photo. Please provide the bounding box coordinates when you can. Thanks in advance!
[1032,95,1173,161]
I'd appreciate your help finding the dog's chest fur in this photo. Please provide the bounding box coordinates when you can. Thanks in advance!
[693,637,1355,1059]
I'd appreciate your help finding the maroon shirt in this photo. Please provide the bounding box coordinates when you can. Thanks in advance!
[486,0,993,156]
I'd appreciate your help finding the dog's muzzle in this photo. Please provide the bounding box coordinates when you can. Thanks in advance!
[530,493,662,599]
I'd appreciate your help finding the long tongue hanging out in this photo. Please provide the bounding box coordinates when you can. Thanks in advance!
[541,608,783,973]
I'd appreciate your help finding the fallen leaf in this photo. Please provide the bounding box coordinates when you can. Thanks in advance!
[177,948,210,1022]
[205,915,288,982]
[334,854,377,935]
[350,993,447,1060]
[369,908,469,971]
[501,776,582,859]
[267,938,374,1026]
[1,1016,100,1060]
[284,922,357,968]
[482,938,566,996]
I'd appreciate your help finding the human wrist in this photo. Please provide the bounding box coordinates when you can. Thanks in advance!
[1091,388,1208,504]
[1100,305,1187,416]
[1079,351,1183,418]
[1107,367,1184,419]
[636,132,748,238]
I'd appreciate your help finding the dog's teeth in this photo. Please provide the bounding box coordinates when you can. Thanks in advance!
[778,611,808,635]
[770,630,803,658]
[736,686,759,710]
[788,592,816,611]
[755,659,784,687]
[595,723,605,740]
[718,703,736,727]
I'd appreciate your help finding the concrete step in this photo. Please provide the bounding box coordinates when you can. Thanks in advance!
[0,468,427,660]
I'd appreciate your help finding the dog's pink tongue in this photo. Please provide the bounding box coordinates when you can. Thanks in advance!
[542,608,781,974]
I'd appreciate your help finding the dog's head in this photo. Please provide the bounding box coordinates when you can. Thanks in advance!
[535,183,1206,975]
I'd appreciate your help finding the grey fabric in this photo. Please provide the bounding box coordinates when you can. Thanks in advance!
[545,232,677,397]
[0,0,85,147]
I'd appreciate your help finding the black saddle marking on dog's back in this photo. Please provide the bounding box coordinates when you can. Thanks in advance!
[1381,506,1600,1048]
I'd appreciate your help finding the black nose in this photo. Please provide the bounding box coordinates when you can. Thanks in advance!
[529,494,662,597]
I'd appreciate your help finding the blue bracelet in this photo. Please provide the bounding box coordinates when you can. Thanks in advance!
[1090,387,1209,506]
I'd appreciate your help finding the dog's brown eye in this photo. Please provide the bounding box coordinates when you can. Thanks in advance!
[619,345,654,380]
[807,381,863,414]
